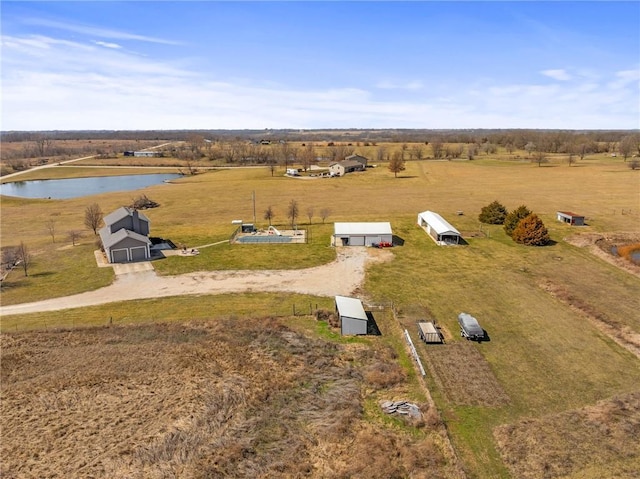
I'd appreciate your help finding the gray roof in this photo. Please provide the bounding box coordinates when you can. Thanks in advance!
[103,207,150,227]
[99,226,151,249]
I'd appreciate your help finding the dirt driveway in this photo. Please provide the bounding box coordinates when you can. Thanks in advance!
[1,247,392,315]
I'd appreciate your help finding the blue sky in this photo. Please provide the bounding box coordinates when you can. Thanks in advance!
[2,1,639,130]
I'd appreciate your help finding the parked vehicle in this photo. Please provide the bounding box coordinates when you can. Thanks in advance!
[458,313,484,341]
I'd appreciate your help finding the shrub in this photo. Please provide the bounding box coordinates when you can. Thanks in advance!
[512,213,550,246]
[479,200,508,224]
[504,205,532,238]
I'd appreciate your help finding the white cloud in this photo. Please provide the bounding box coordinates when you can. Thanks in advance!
[375,80,424,91]
[2,32,638,130]
[94,41,122,49]
[23,17,184,45]
[541,69,572,81]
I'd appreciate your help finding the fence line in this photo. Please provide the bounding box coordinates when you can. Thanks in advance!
[403,329,427,377]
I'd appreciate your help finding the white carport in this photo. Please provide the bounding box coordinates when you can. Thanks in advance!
[333,222,393,246]
[417,211,461,245]
[335,295,369,335]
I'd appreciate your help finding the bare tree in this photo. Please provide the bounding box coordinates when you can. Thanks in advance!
[388,152,406,177]
[68,230,82,246]
[481,142,497,155]
[306,206,315,225]
[300,143,316,172]
[16,241,31,276]
[84,203,104,235]
[467,144,478,160]
[45,219,57,243]
[533,149,548,167]
[267,158,277,177]
[34,135,52,157]
[375,146,386,162]
[264,205,275,226]
[319,207,331,224]
[524,142,536,158]
[619,135,636,162]
[287,199,299,229]
[411,145,424,161]
[431,139,444,159]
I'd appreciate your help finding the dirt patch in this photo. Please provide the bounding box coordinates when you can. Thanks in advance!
[422,342,510,407]
[0,318,458,479]
[494,391,640,479]
[0,247,394,316]
[566,232,640,278]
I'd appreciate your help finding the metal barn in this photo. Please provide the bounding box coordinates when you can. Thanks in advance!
[333,222,393,247]
[417,211,461,245]
[335,295,369,335]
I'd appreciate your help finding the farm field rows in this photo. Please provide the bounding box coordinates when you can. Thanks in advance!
[1,153,639,478]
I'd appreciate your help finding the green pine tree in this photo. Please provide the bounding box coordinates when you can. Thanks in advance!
[504,205,531,238]
[478,200,508,224]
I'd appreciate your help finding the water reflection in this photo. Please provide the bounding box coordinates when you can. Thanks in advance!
[0,173,181,199]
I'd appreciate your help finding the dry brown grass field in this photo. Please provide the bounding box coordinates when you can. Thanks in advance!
[1,318,460,479]
[1,146,639,478]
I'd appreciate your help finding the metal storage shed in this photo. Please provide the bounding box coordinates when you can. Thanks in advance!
[417,211,461,245]
[557,211,585,226]
[335,295,368,335]
[333,222,393,246]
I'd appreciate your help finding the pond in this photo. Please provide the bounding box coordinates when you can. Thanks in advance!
[0,173,182,200]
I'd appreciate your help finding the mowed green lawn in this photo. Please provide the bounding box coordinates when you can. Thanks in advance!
[1,156,639,478]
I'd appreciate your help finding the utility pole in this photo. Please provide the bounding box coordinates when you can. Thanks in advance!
[252,191,256,224]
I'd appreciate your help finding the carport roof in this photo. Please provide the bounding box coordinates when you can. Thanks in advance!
[417,211,460,236]
[334,222,392,236]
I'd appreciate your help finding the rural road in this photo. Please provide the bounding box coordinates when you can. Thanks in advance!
[0,247,392,315]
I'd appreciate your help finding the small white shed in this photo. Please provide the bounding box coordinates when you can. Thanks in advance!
[333,222,393,246]
[335,295,369,335]
[417,211,461,245]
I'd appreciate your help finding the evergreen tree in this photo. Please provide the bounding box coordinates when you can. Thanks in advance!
[504,205,531,238]
[512,213,550,246]
[478,200,508,224]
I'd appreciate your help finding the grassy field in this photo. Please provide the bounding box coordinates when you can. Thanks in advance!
[1,151,640,478]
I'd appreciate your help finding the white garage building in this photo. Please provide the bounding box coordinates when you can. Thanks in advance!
[333,222,393,246]
[417,211,461,245]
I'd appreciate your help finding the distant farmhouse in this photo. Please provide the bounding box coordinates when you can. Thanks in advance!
[99,207,151,263]
[329,155,369,177]
[124,151,161,158]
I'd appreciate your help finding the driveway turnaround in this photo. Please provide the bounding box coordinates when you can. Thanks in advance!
[0,248,392,315]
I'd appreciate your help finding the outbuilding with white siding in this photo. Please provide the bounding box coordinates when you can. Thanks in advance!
[417,211,461,245]
[333,222,393,246]
[335,295,369,335]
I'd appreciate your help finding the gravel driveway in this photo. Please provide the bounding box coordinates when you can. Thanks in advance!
[1,247,392,315]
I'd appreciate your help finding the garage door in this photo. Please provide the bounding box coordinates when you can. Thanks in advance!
[130,246,148,261]
[111,249,128,263]
[365,236,381,246]
[350,236,365,246]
